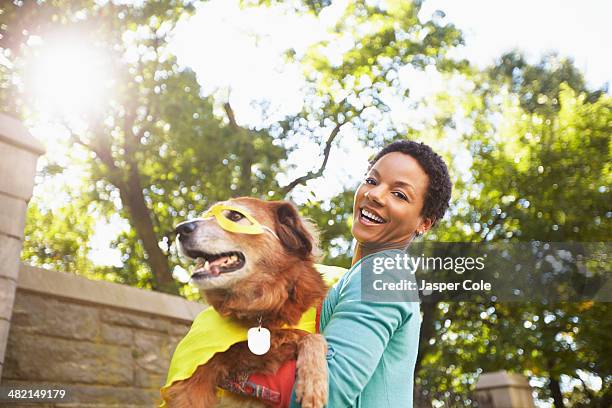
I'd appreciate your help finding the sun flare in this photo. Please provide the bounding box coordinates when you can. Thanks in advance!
[24,37,114,118]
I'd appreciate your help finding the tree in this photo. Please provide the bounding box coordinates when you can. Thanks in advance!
[3,0,465,296]
[415,54,611,407]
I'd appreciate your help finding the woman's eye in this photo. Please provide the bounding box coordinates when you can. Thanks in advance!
[226,210,244,222]
[365,177,377,185]
[392,191,409,201]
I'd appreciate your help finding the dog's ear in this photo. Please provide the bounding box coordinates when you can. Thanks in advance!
[274,201,313,259]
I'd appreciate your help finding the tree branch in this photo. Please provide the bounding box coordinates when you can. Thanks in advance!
[223,102,256,195]
[576,375,596,401]
[280,106,365,196]
[280,122,342,196]
[63,119,130,204]
[223,102,240,129]
[67,126,118,174]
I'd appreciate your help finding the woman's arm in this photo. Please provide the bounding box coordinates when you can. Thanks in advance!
[291,264,415,407]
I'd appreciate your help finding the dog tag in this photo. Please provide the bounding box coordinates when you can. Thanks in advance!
[247,327,270,355]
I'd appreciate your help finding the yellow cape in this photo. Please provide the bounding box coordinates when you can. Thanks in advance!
[160,264,346,406]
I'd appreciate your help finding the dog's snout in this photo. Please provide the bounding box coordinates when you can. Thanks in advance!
[176,221,198,240]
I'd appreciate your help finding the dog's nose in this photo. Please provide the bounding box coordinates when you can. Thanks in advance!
[175,221,197,240]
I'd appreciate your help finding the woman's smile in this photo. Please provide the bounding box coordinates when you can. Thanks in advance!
[357,207,387,225]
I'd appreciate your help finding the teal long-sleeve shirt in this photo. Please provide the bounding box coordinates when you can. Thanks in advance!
[290,250,422,408]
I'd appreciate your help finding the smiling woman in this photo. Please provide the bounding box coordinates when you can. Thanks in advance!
[350,142,452,264]
[23,33,114,117]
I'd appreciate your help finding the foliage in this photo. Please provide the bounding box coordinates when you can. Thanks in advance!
[414,55,611,407]
[22,200,96,276]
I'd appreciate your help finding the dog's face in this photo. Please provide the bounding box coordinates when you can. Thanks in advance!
[175,197,316,290]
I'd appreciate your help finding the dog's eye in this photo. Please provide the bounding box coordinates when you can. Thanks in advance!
[225,210,245,222]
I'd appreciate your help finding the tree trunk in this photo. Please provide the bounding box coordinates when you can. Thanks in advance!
[415,300,437,374]
[238,137,253,196]
[223,102,253,197]
[414,301,436,408]
[117,176,177,294]
[549,376,565,408]
[118,126,178,295]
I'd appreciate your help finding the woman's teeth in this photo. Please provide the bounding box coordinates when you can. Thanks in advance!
[361,209,384,223]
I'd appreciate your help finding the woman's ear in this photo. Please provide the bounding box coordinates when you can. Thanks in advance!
[418,217,435,236]
[274,201,314,259]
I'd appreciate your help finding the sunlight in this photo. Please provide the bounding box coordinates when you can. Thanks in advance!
[24,35,114,119]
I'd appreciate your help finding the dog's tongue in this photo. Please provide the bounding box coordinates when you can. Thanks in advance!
[209,256,231,275]
[209,264,221,276]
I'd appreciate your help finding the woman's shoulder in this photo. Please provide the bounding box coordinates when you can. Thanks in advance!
[340,249,413,290]
[338,251,419,316]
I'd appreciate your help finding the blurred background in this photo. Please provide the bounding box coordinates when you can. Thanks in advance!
[1,0,610,406]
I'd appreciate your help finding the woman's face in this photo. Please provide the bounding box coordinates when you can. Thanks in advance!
[352,151,433,244]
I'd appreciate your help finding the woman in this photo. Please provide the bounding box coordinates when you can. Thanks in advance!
[230,140,452,407]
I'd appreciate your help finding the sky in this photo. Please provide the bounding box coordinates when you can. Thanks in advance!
[423,0,611,89]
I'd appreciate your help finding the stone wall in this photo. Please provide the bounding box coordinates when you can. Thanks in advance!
[2,264,205,407]
[0,113,45,379]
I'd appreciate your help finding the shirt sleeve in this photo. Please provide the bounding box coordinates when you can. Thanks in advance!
[290,263,414,408]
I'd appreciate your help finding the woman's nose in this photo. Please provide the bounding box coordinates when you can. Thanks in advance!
[366,187,385,205]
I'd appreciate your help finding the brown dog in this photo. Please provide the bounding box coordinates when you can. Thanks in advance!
[163,197,329,408]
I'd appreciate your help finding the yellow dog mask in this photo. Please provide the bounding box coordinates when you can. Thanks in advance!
[201,203,279,238]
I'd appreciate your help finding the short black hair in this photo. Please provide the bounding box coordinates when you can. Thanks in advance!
[369,140,452,227]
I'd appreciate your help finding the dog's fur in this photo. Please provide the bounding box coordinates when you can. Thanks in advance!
[163,198,329,408]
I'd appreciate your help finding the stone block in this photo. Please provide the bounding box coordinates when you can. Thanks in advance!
[11,292,100,341]
[99,323,133,347]
[169,322,192,337]
[0,317,9,365]
[0,234,22,281]
[65,384,161,406]
[0,276,17,319]
[100,309,173,333]
[0,142,39,200]
[133,331,174,375]
[4,330,133,386]
[134,369,166,389]
[0,113,46,156]
[475,370,535,408]
[0,194,27,239]
[17,264,205,323]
